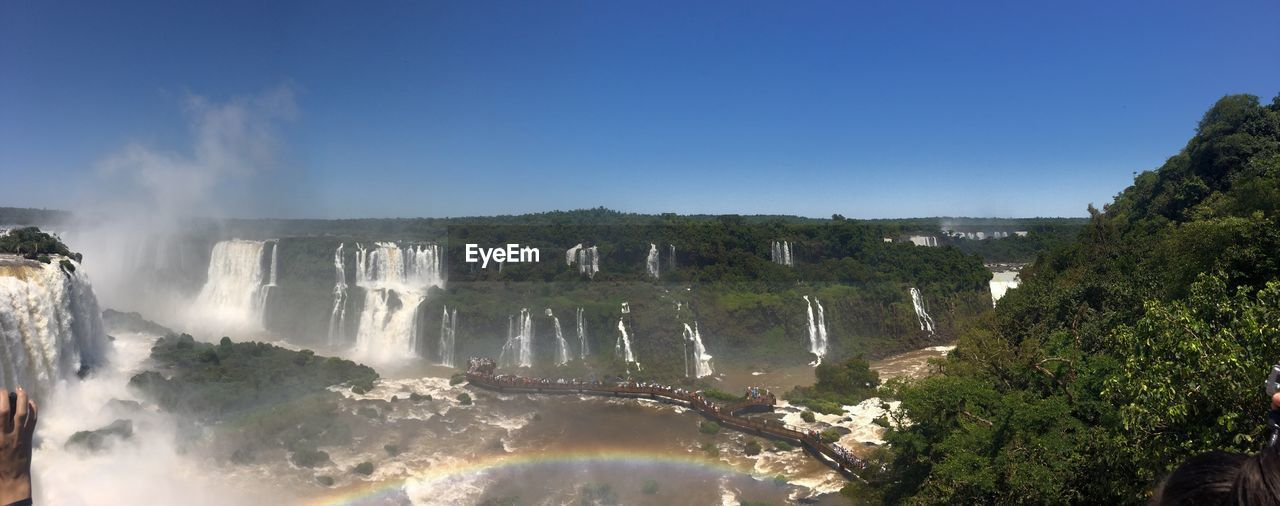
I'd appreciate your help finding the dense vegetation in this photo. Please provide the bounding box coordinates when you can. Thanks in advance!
[866,94,1280,503]
[786,356,880,414]
[252,213,1002,379]
[131,334,377,414]
[0,204,1068,377]
[949,228,1081,264]
[130,334,378,466]
[0,226,79,262]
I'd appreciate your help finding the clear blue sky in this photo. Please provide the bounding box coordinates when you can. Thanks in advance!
[2,0,1278,219]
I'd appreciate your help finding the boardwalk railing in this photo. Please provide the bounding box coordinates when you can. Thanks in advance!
[465,371,871,480]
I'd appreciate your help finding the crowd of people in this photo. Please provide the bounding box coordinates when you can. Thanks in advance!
[741,386,776,406]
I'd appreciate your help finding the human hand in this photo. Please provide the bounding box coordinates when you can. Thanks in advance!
[0,388,36,505]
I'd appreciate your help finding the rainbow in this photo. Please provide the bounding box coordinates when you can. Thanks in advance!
[307,447,756,505]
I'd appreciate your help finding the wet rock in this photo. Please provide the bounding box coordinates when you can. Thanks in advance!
[106,398,142,413]
[65,419,133,453]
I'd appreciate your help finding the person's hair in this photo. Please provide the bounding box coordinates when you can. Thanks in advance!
[1150,448,1280,505]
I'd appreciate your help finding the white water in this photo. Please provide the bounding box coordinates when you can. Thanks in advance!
[615,318,638,368]
[266,240,278,287]
[191,239,271,334]
[575,307,588,359]
[34,327,277,505]
[682,322,714,378]
[438,306,457,367]
[257,240,278,315]
[545,308,570,366]
[500,308,534,368]
[910,287,936,334]
[327,243,349,345]
[2,252,267,503]
[614,303,638,369]
[646,243,660,279]
[801,296,829,364]
[353,242,444,363]
[565,244,581,266]
[567,244,600,278]
[908,236,938,247]
[0,257,108,395]
[771,241,793,266]
[989,270,1021,307]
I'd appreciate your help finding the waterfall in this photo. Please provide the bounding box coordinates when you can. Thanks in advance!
[266,240,278,287]
[566,244,582,266]
[500,308,533,368]
[193,239,272,332]
[258,240,279,317]
[567,244,600,278]
[646,243,660,279]
[614,302,638,369]
[545,309,570,366]
[909,287,936,334]
[576,307,589,359]
[438,306,457,367]
[989,271,1021,307]
[771,241,794,266]
[667,244,676,272]
[327,243,349,345]
[615,318,638,367]
[352,242,444,363]
[0,257,108,396]
[682,322,714,378]
[802,296,829,364]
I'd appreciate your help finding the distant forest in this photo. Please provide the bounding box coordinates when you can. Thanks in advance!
[1,205,1084,266]
[854,94,1280,504]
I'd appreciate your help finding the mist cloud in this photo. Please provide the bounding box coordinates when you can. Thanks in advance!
[91,85,297,219]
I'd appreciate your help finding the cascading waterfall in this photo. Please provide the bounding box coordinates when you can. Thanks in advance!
[682,322,714,378]
[567,244,600,278]
[667,244,676,272]
[771,241,794,266]
[989,271,1021,307]
[266,240,278,287]
[438,306,457,367]
[0,257,108,396]
[614,303,639,369]
[327,243,349,345]
[192,239,272,332]
[909,287,936,334]
[545,309,570,366]
[576,307,589,359]
[615,319,638,367]
[352,242,444,362]
[500,308,534,368]
[802,295,829,364]
[646,243,660,279]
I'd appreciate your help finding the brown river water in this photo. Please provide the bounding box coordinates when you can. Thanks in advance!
[32,325,951,505]
[281,344,955,505]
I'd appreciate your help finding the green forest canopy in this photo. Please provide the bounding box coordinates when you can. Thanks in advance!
[866,94,1280,504]
[0,226,79,262]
